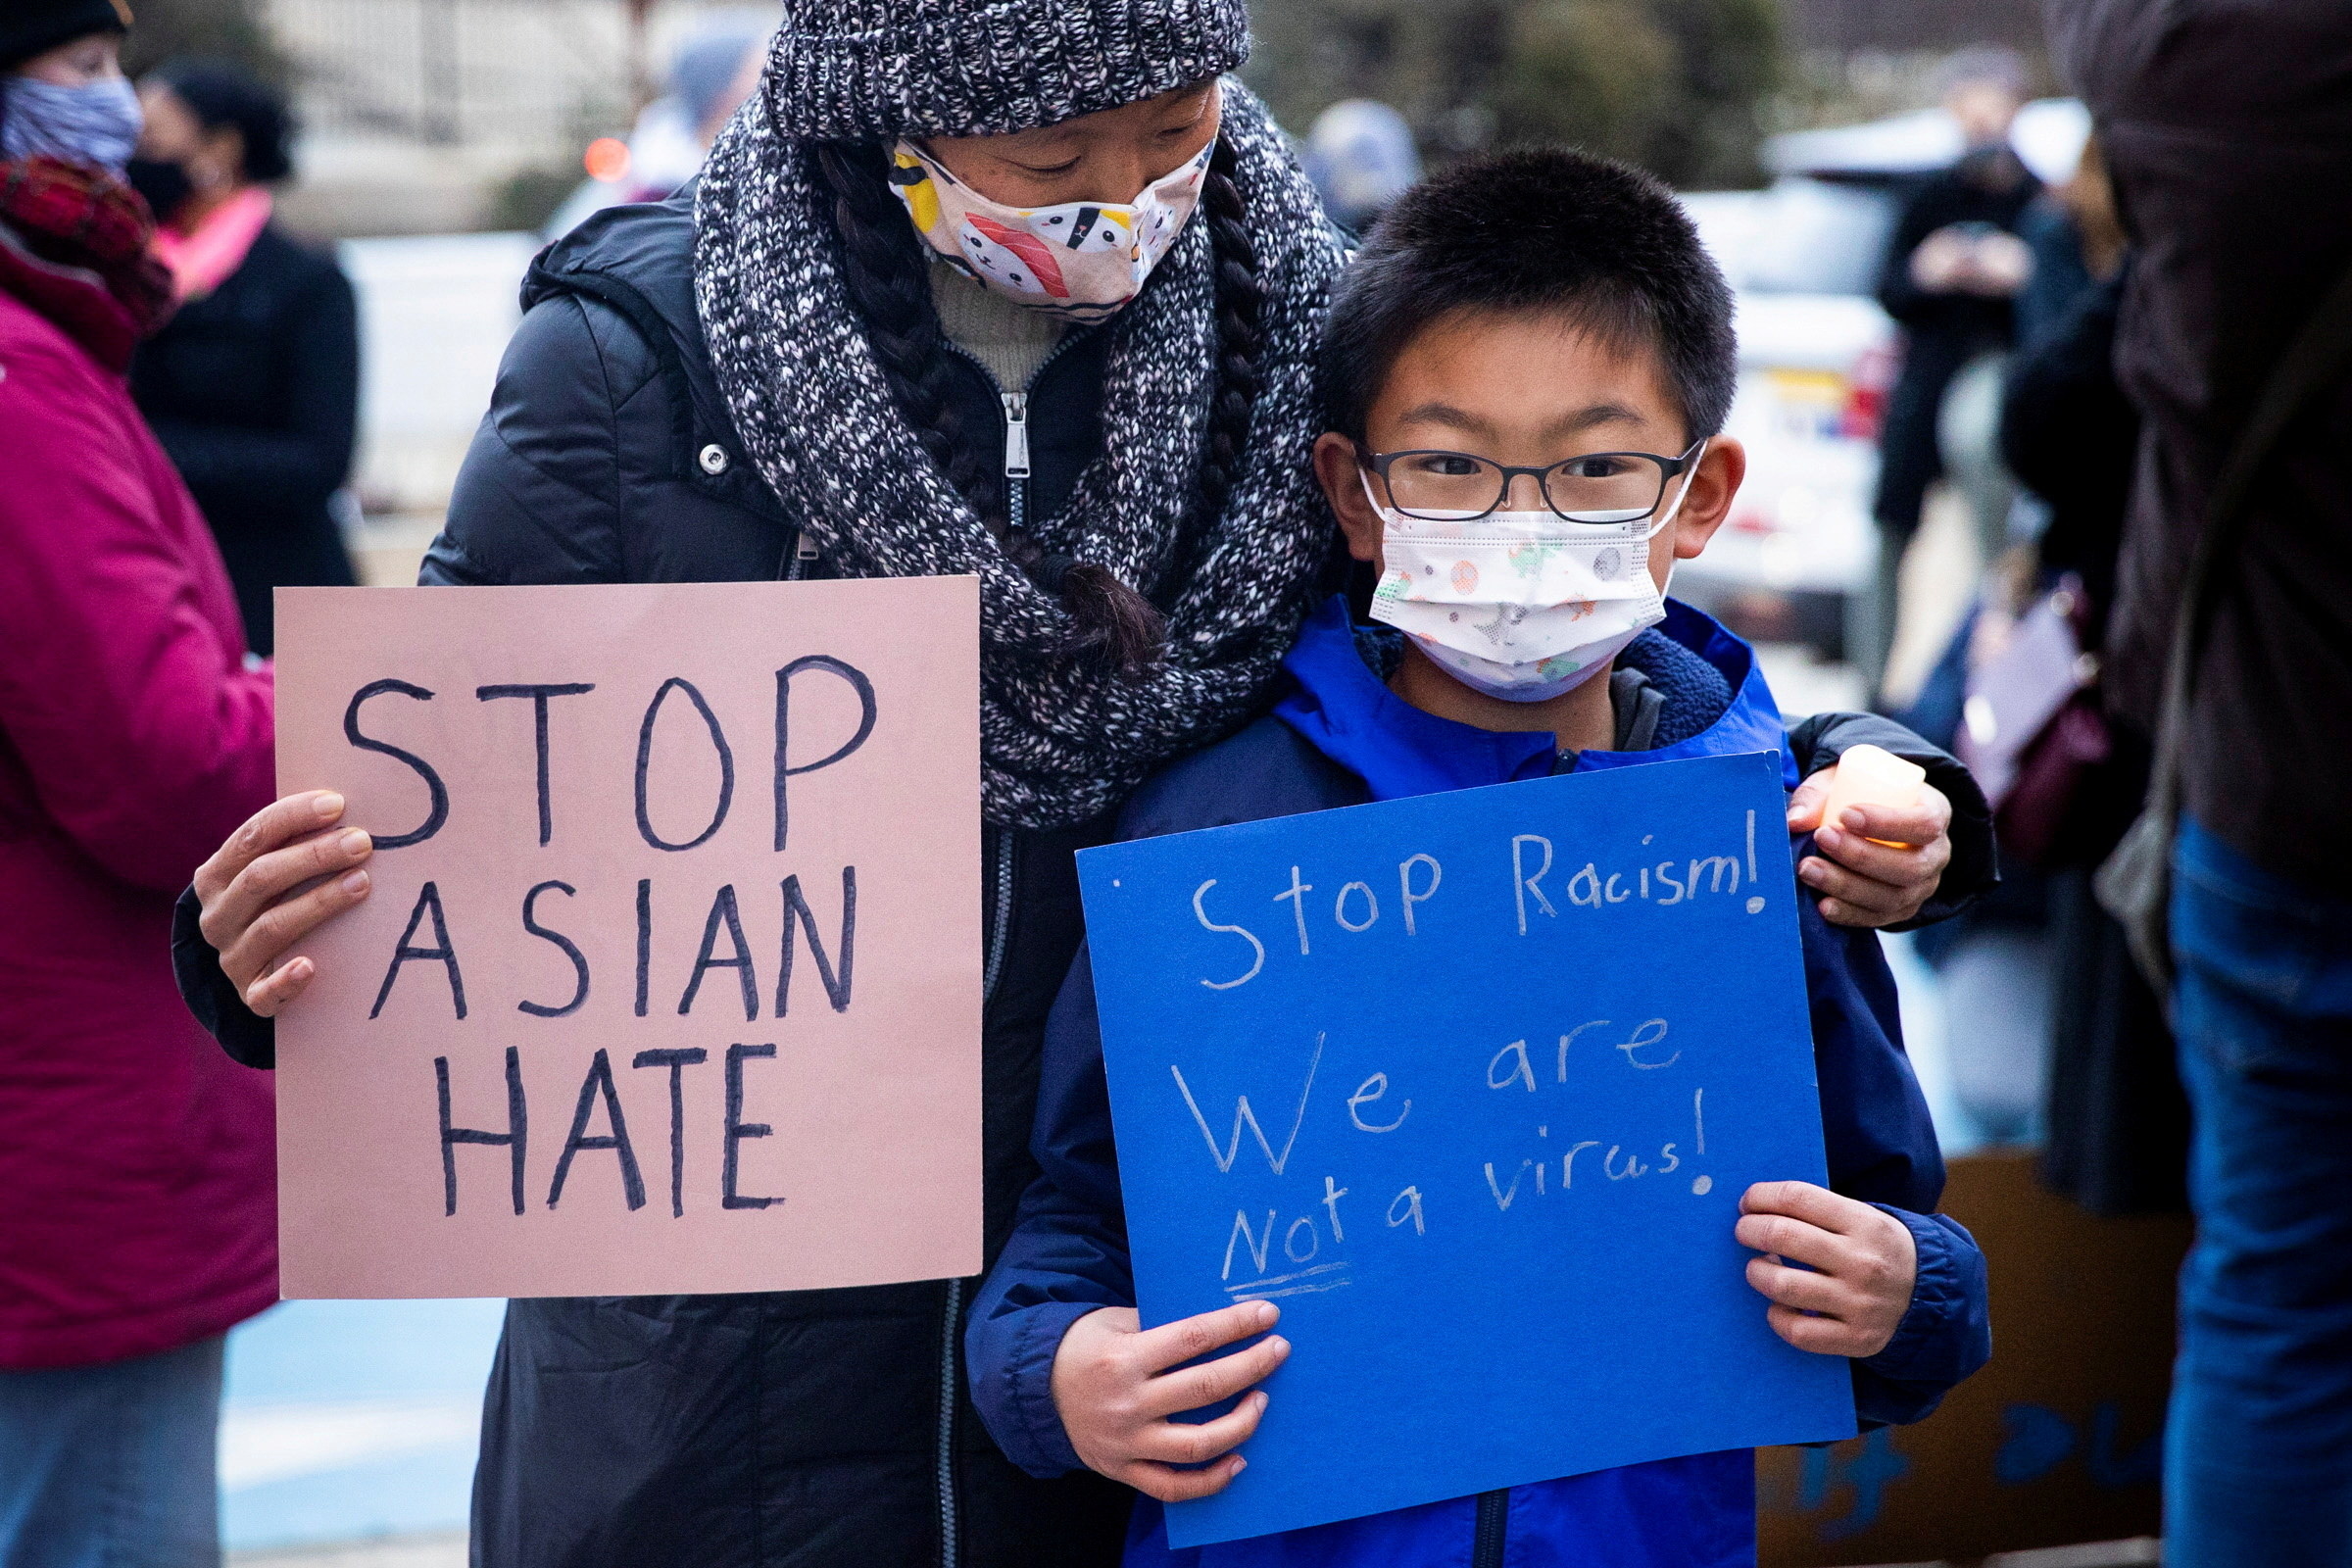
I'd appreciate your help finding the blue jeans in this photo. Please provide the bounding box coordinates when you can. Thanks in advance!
[0,1336,222,1568]
[2168,819,2352,1567]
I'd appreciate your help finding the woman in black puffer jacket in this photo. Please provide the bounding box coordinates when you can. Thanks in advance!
[172,5,1989,1565]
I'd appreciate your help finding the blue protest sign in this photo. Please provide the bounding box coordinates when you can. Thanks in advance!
[1077,750,1858,1546]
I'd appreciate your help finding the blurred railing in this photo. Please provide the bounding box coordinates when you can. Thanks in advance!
[265,0,735,153]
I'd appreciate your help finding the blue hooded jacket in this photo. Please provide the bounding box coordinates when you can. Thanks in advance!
[967,598,1992,1568]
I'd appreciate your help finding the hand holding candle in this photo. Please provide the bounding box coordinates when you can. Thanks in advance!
[1787,745,1951,927]
[1818,744,1927,848]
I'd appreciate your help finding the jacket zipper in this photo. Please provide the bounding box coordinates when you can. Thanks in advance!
[1472,1488,1509,1568]
[936,329,1086,539]
[981,827,1017,1002]
[939,828,1017,1568]
[1003,329,1084,537]
[936,1274,963,1568]
[1001,391,1032,477]
[780,530,818,580]
[1002,390,1030,536]
[933,327,1082,1568]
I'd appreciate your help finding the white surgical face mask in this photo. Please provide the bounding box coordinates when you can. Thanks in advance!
[1366,448,1702,704]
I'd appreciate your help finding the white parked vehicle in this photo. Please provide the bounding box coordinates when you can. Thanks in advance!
[1673,100,2089,657]
[1676,179,1896,655]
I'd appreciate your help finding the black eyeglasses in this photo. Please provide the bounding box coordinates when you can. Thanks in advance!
[1358,440,1704,524]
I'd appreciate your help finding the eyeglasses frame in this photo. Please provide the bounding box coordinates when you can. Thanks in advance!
[1354,438,1708,525]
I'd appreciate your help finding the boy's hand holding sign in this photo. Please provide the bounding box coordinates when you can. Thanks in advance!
[1072,754,1862,1544]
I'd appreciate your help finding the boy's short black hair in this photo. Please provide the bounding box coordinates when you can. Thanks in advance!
[1323,148,1738,446]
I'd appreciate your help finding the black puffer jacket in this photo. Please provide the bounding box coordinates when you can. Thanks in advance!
[179,194,1133,1568]
[172,193,1994,1568]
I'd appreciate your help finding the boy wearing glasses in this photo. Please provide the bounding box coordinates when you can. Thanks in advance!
[967,149,1992,1565]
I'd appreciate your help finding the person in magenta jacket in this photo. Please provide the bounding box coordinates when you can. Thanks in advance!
[0,4,279,1561]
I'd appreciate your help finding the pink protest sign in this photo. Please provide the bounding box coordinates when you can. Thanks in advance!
[270,579,981,1299]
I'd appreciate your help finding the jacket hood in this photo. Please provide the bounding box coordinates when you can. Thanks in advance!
[1272,594,1794,802]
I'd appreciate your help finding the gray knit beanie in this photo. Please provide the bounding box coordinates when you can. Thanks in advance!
[763,0,1249,142]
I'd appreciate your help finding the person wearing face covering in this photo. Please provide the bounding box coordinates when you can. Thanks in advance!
[0,4,279,1564]
[1860,47,2040,700]
[972,148,1991,1568]
[166,5,1992,1563]
[127,58,358,658]
[0,4,140,172]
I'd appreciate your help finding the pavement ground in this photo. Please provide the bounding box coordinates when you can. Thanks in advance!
[221,1299,502,1553]
[231,1536,466,1568]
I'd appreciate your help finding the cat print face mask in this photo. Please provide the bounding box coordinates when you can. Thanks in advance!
[888,110,1216,323]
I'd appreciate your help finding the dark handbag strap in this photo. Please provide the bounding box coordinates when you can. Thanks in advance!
[2143,259,2352,815]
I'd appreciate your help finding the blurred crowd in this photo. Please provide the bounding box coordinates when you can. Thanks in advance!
[1860,24,2352,1566]
[1860,48,2170,1192]
[3,1,2348,1565]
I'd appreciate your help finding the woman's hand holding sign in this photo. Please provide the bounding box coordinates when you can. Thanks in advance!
[1054,1301,1291,1501]
[1737,1181,1918,1358]
[193,789,374,1016]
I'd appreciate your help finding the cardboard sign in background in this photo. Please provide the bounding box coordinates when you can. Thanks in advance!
[1079,752,1857,1545]
[272,579,981,1299]
[1759,1151,2185,1564]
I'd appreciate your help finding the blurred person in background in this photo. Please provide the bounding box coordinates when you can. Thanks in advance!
[2001,133,2132,618]
[128,56,358,658]
[0,3,280,1565]
[2053,3,2352,1563]
[1301,97,1418,235]
[1892,554,2061,1146]
[1863,46,2039,701]
[1995,159,2187,1220]
[2012,134,2124,355]
[541,8,772,239]
[1893,131,2146,1152]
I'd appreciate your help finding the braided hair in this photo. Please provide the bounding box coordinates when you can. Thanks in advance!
[1192,134,1264,540]
[811,134,1264,673]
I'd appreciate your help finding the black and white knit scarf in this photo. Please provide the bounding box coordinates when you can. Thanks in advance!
[693,81,1343,831]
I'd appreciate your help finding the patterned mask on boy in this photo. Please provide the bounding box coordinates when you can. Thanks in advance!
[1366,454,1701,705]
[887,122,1215,323]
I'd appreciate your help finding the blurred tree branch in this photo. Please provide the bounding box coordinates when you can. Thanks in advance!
[122,0,288,83]
[1246,0,1783,188]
